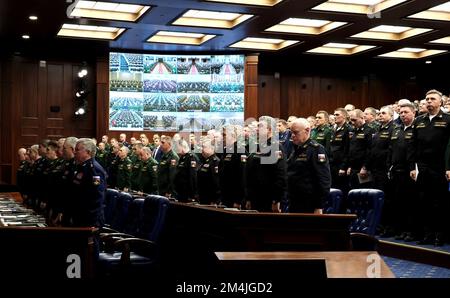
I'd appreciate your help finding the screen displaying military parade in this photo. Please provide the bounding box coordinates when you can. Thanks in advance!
[109,53,245,132]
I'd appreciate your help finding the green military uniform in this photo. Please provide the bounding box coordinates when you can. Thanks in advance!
[367,121,381,132]
[311,124,333,156]
[116,157,132,190]
[138,157,159,194]
[95,149,108,171]
[157,150,179,197]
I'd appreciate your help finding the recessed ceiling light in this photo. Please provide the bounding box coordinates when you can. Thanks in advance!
[425,60,432,64]
[70,1,150,22]
[147,31,216,45]
[429,36,450,45]
[204,0,284,6]
[29,15,38,21]
[351,25,432,40]
[265,18,347,35]
[228,37,300,50]
[22,35,30,39]
[172,9,253,29]
[307,42,376,55]
[312,0,407,15]
[408,1,450,21]
[57,24,126,40]
[379,48,447,59]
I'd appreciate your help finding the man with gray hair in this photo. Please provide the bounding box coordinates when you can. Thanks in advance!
[287,118,331,214]
[66,138,106,227]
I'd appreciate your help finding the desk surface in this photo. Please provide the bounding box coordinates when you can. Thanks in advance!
[215,251,395,278]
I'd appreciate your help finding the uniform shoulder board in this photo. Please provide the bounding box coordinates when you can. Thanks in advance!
[310,140,319,147]
[191,160,197,168]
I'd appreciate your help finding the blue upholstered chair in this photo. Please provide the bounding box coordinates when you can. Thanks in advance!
[98,194,170,277]
[346,189,384,250]
[322,188,343,214]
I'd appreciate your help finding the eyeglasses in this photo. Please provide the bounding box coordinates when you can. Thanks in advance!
[350,118,358,122]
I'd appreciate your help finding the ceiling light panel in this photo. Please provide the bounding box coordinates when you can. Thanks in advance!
[408,2,450,21]
[172,10,253,29]
[147,31,216,45]
[265,18,347,35]
[379,48,447,58]
[228,37,299,50]
[429,36,450,45]
[307,42,375,55]
[70,1,150,22]
[312,0,407,15]
[204,0,284,6]
[57,24,125,40]
[351,25,432,40]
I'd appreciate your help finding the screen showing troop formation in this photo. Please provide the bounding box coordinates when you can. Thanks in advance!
[109,53,245,132]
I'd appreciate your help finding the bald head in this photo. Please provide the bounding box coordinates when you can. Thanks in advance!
[291,118,311,145]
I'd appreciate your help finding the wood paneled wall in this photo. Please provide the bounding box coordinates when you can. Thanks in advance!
[258,74,432,120]
[0,56,96,184]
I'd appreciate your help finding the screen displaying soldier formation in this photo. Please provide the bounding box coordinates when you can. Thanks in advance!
[109,53,245,132]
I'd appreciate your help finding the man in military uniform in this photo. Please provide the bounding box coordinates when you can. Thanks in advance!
[277,119,292,156]
[408,89,450,246]
[16,148,30,198]
[245,116,287,212]
[347,109,374,189]
[68,138,107,228]
[95,142,108,170]
[388,103,416,241]
[137,147,158,194]
[116,146,132,191]
[220,126,247,208]
[330,108,351,199]
[130,142,143,191]
[197,137,221,205]
[157,136,179,197]
[311,110,332,156]
[287,118,331,213]
[174,139,199,202]
[364,107,381,131]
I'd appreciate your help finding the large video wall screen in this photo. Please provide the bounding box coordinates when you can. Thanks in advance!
[109,52,245,131]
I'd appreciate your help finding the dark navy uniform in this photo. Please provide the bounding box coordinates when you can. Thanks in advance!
[157,150,179,197]
[219,142,247,207]
[245,140,287,212]
[174,153,199,202]
[16,160,30,197]
[197,154,221,205]
[366,121,394,190]
[330,122,351,194]
[68,158,107,227]
[388,124,416,239]
[287,139,331,213]
[408,111,450,243]
[348,123,374,189]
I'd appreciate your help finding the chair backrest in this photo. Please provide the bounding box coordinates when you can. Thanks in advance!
[346,189,384,236]
[109,191,134,231]
[323,188,343,214]
[139,195,170,242]
[121,197,146,235]
[104,189,120,226]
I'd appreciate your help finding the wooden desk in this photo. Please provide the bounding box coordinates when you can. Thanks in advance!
[166,202,356,252]
[215,251,395,278]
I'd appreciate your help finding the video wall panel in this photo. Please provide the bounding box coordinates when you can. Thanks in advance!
[109,53,245,131]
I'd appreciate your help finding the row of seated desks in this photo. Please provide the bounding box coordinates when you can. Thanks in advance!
[0,192,97,279]
[160,202,395,278]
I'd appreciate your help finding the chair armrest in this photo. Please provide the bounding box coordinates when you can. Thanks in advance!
[113,238,157,265]
[350,232,379,251]
[99,226,119,234]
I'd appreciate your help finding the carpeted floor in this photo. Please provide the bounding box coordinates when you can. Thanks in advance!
[379,236,450,253]
[382,256,450,278]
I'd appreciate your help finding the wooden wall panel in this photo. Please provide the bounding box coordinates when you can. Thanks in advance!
[258,74,280,118]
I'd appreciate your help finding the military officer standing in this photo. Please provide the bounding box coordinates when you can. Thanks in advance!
[197,137,221,205]
[116,146,132,191]
[157,136,179,197]
[174,139,199,202]
[287,118,331,213]
[137,147,158,194]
